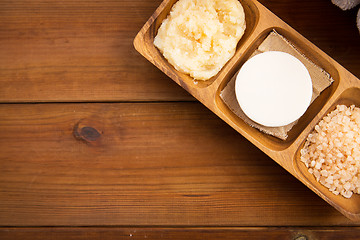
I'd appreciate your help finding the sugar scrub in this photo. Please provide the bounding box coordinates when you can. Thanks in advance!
[154,0,246,80]
[301,105,360,198]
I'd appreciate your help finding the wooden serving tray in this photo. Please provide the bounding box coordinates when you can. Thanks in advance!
[133,0,360,220]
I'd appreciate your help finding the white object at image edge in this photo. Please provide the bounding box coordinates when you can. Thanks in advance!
[235,51,313,127]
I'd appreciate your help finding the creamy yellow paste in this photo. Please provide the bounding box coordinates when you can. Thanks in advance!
[154,0,246,80]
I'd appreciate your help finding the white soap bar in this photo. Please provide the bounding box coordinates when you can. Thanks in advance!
[235,51,313,127]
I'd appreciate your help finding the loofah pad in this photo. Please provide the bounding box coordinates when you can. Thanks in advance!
[358,8,360,32]
[331,0,360,10]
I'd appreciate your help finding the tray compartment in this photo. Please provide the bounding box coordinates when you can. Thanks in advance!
[215,27,340,151]
[294,87,360,218]
[136,0,259,89]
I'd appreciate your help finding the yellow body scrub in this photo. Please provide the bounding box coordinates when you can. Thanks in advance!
[154,0,246,80]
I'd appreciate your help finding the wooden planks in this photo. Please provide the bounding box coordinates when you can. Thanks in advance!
[0,103,356,226]
[2,227,360,240]
[1,0,360,233]
[0,0,359,102]
[0,0,192,102]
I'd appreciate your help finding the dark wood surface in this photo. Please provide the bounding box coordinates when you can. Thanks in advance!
[1,0,360,239]
[2,227,360,240]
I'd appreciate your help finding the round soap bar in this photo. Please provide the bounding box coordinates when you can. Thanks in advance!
[235,51,313,127]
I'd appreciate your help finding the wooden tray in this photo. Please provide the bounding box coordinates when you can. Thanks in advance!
[133,0,360,220]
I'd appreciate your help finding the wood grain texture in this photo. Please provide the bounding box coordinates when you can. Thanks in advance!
[0,103,356,226]
[0,0,359,102]
[1,0,360,233]
[2,227,360,240]
[0,0,193,102]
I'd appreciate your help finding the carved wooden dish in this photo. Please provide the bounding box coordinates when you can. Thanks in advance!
[133,0,360,220]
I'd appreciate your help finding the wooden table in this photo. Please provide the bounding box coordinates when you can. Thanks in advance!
[1,0,360,239]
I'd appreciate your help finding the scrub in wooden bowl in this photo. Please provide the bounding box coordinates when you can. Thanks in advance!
[154,0,246,80]
[301,104,360,198]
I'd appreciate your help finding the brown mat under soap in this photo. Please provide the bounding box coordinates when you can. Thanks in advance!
[220,30,334,140]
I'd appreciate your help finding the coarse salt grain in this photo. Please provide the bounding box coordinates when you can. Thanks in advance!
[301,105,360,198]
